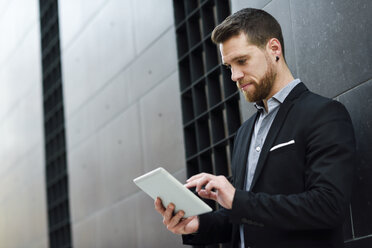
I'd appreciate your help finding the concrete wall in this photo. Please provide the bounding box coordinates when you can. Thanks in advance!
[0,0,48,247]
[232,0,372,246]
[0,0,370,247]
[58,0,186,247]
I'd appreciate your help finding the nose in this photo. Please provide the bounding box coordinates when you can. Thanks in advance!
[231,67,244,82]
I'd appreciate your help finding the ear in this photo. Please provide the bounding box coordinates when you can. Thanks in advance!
[266,38,282,58]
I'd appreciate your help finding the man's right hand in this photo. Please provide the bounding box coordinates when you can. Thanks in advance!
[154,197,199,235]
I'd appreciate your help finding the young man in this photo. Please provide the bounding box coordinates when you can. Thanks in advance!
[155,8,356,248]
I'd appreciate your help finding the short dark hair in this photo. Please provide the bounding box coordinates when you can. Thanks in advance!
[211,8,285,58]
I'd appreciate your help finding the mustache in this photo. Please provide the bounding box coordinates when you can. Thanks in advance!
[237,80,257,88]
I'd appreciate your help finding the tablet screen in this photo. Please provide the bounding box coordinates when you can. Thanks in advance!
[133,167,212,218]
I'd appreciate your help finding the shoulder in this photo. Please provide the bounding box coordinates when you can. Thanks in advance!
[293,88,354,142]
[294,87,350,121]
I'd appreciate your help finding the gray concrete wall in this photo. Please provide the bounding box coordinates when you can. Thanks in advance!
[0,0,48,247]
[232,0,372,246]
[58,0,187,247]
[1,0,370,247]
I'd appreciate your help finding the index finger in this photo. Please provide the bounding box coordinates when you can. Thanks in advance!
[154,197,166,215]
[186,172,210,182]
[186,174,214,192]
[184,174,207,188]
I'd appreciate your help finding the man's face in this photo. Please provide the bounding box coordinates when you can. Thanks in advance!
[220,33,276,102]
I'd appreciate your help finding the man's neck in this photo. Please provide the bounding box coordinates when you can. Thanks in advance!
[262,65,294,111]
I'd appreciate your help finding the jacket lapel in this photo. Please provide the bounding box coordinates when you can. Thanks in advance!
[235,112,259,190]
[249,83,308,190]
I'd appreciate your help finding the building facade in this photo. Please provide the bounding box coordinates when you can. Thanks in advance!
[0,0,371,247]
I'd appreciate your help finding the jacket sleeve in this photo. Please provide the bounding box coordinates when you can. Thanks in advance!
[182,207,232,245]
[229,100,356,230]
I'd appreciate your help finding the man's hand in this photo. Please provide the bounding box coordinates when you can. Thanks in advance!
[184,173,235,209]
[154,197,199,234]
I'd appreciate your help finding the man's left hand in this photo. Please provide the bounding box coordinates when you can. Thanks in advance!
[184,173,235,209]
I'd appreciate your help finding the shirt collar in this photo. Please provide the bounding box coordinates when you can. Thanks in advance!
[254,78,301,112]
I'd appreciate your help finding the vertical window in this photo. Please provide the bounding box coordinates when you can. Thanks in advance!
[173,0,241,215]
[39,0,72,247]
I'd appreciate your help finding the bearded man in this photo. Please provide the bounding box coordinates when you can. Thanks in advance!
[155,8,356,248]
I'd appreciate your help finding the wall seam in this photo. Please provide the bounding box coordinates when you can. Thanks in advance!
[0,21,37,72]
[65,25,175,120]
[334,77,372,99]
[67,68,178,152]
[60,0,110,52]
[344,234,372,243]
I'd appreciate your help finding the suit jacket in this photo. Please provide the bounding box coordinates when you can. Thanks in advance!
[183,83,356,248]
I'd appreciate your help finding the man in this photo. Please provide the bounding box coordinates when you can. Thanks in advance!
[155,8,356,248]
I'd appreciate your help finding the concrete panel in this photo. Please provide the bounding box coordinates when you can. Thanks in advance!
[58,0,107,49]
[0,2,44,244]
[69,134,105,223]
[73,215,99,248]
[128,28,178,103]
[290,0,372,98]
[0,25,41,120]
[338,80,372,237]
[65,100,97,150]
[133,0,174,53]
[343,205,353,240]
[173,167,187,183]
[0,0,38,67]
[65,68,131,149]
[98,103,144,206]
[97,195,138,248]
[231,0,272,13]
[264,0,297,77]
[140,72,185,173]
[0,89,43,175]
[23,175,48,245]
[136,192,185,248]
[16,87,43,153]
[0,1,11,19]
[31,238,48,248]
[345,236,372,248]
[0,148,46,247]
[62,0,136,117]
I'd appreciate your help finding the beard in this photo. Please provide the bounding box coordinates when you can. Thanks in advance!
[240,57,277,103]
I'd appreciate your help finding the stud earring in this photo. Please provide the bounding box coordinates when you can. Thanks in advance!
[275,56,279,62]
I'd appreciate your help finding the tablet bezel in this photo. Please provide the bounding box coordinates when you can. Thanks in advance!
[133,167,212,218]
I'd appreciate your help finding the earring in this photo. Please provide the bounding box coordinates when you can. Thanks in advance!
[275,56,279,62]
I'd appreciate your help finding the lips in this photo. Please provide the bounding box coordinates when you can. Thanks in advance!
[240,82,253,91]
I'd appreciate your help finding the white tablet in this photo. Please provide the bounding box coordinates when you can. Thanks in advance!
[133,167,212,218]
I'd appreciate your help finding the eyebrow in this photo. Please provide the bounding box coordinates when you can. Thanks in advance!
[223,55,250,66]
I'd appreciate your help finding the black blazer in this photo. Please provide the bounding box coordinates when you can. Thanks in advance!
[183,83,356,248]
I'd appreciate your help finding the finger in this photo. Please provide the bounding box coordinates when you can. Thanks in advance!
[195,175,214,192]
[205,180,218,192]
[167,210,185,229]
[186,172,208,182]
[154,197,165,214]
[184,180,197,188]
[163,203,175,225]
[184,179,205,189]
[179,216,194,226]
[198,189,218,201]
[173,216,195,234]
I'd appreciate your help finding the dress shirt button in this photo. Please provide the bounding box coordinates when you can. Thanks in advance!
[256,146,261,152]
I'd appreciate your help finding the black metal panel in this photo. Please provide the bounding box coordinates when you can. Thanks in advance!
[173,3,241,246]
[39,0,72,247]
